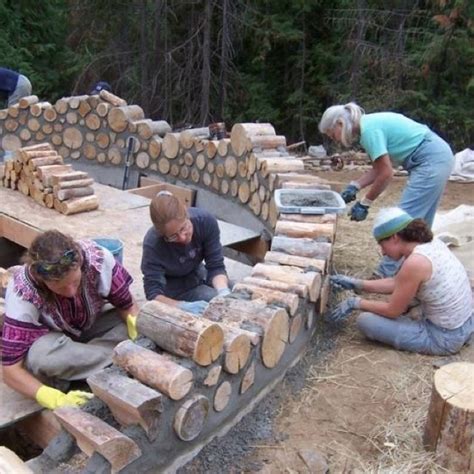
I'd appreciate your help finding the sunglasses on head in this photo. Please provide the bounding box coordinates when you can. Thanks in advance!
[35,249,78,276]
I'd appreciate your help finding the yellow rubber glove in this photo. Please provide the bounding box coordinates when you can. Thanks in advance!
[126,314,138,341]
[35,385,94,410]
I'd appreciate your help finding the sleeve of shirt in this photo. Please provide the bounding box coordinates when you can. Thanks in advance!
[201,214,227,281]
[98,248,134,309]
[360,128,388,161]
[2,284,49,365]
[141,236,168,300]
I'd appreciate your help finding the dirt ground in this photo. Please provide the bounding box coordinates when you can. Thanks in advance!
[241,171,474,473]
[182,171,473,474]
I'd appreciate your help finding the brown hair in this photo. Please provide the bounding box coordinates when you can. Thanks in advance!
[396,219,433,243]
[24,230,82,282]
[149,192,187,234]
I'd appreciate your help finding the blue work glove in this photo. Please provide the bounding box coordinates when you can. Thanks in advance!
[179,300,209,315]
[328,297,361,323]
[330,274,363,291]
[350,201,369,221]
[217,287,231,297]
[340,184,359,203]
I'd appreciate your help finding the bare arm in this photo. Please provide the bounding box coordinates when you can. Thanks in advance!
[355,167,379,189]
[359,254,430,318]
[361,277,396,294]
[364,154,393,201]
[3,361,43,400]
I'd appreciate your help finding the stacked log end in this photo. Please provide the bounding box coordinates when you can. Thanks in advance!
[1,143,98,215]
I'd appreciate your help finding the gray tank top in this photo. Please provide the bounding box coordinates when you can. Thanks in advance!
[414,238,472,329]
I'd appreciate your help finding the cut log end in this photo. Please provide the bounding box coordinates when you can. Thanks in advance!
[261,310,289,369]
[194,323,225,366]
[174,395,210,441]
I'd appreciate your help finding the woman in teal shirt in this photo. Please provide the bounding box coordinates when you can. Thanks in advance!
[318,102,453,276]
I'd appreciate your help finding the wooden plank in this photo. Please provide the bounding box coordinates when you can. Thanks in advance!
[0,446,33,473]
[0,379,42,429]
[0,215,41,248]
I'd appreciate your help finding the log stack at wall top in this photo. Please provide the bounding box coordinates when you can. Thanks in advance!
[0,92,332,229]
[0,143,98,215]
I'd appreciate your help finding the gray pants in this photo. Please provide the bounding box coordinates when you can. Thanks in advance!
[357,312,473,355]
[8,74,32,106]
[25,310,128,382]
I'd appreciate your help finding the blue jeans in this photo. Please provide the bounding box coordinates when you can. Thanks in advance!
[376,131,454,277]
[357,312,473,355]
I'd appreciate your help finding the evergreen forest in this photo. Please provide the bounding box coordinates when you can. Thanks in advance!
[1,0,472,150]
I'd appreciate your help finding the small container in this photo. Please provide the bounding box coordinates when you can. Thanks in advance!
[274,189,346,215]
[93,238,124,263]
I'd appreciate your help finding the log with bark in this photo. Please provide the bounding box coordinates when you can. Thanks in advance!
[108,105,144,132]
[271,236,332,261]
[251,263,321,302]
[423,361,474,472]
[113,340,193,400]
[275,221,335,242]
[264,250,325,273]
[87,369,163,441]
[136,301,224,366]
[55,407,141,472]
[99,89,127,107]
[203,298,289,369]
[241,276,308,300]
[180,127,209,149]
[230,123,276,156]
[57,195,99,215]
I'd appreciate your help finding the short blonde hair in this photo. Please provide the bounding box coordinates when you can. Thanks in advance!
[318,102,364,147]
[149,192,187,234]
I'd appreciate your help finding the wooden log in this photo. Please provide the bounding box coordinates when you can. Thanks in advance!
[87,370,163,441]
[108,105,144,132]
[230,123,276,157]
[180,127,209,149]
[241,276,308,299]
[18,95,39,109]
[4,118,18,132]
[249,135,287,151]
[7,104,19,117]
[55,186,94,201]
[264,250,325,273]
[68,95,89,109]
[85,113,101,130]
[271,235,332,261]
[219,324,251,374]
[173,395,209,441]
[51,171,89,185]
[136,152,150,169]
[96,102,111,117]
[240,361,256,394]
[423,361,474,472]
[251,263,321,302]
[78,99,92,117]
[136,301,224,366]
[203,298,289,369]
[206,140,219,159]
[214,381,232,412]
[99,89,127,106]
[54,407,141,472]
[238,181,250,204]
[59,195,99,215]
[113,340,193,400]
[66,111,78,124]
[63,127,83,149]
[149,135,163,158]
[44,193,54,208]
[259,157,305,177]
[275,220,335,242]
[28,155,63,170]
[217,138,231,157]
[233,282,299,316]
[163,133,181,159]
[54,97,69,114]
[224,156,238,178]
[43,107,58,122]
[318,275,330,314]
[203,365,222,387]
[53,178,94,190]
[37,164,73,185]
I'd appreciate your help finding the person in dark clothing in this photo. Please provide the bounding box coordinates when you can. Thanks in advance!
[141,191,230,315]
[0,67,32,107]
[89,81,112,95]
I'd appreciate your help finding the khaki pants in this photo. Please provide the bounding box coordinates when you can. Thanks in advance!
[25,310,128,382]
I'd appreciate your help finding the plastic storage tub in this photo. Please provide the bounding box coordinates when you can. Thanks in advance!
[274,189,346,215]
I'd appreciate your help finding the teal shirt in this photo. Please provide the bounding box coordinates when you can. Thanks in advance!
[360,112,429,166]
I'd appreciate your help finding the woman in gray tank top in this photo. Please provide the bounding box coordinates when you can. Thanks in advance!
[328,207,473,355]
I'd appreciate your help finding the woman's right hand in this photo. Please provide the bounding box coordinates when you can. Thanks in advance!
[330,274,362,291]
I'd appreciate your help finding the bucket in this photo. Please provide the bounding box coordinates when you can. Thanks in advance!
[93,238,124,263]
